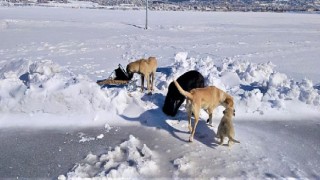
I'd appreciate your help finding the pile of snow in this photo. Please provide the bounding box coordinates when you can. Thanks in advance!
[59,135,159,179]
[0,59,109,114]
[173,155,195,178]
[0,59,138,127]
[0,53,319,127]
[165,52,320,115]
[0,59,148,126]
[0,1,12,7]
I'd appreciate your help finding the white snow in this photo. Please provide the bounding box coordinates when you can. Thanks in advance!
[59,135,159,179]
[0,6,319,179]
[96,134,104,139]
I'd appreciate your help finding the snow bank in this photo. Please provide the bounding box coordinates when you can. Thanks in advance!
[59,135,159,179]
[165,52,320,116]
[0,59,136,126]
[0,53,319,127]
[0,59,108,114]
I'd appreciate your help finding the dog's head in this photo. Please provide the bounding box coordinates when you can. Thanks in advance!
[223,108,235,116]
[126,63,135,79]
[223,96,234,109]
[162,98,183,116]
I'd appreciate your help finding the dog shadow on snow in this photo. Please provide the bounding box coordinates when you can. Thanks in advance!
[119,93,219,148]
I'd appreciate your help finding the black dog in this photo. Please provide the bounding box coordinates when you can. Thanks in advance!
[162,70,205,116]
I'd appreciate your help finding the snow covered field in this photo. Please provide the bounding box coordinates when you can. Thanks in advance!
[0,6,320,179]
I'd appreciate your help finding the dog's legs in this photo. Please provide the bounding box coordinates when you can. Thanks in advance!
[149,74,152,91]
[189,107,199,142]
[206,108,213,125]
[174,99,184,116]
[187,107,192,133]
[228,139,234,147]
[146,74,150,93]
[185,100,192,133]
[140,74,144,92]
[150,72,154,91]
[219,135,224,145]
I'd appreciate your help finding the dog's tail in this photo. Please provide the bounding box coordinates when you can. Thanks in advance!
[229,136,240,143]
[173,80,193,100]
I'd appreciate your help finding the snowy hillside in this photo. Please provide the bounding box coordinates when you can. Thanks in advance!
[0,7,320,179]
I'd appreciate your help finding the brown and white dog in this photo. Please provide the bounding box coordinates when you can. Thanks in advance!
[217,108,240,147]
[126,57,158,93]
[173,80,234,142]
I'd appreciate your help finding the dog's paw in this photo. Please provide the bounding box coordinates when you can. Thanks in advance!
[207,119,212,124]
[207,123,214,127]
[189,136,194,142]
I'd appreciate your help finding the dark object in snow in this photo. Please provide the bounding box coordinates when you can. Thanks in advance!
[97,64,133,86]
[162,70,205,116]
[114,64,132,81]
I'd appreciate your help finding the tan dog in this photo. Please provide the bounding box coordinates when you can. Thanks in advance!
[173,80,234,142]
[126,57,157,93]
[217,108,240,147]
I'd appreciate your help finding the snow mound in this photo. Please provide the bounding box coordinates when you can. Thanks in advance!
[0,59,149,126]
[1,53,319,127]
[59,135,159,179]
[0,59,137,121]
[173,155,194,177]
[0,59,109,114]
[165,52,320,115]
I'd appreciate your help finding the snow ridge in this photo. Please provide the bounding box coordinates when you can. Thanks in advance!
[168,52,320,114]
[0,59,109,114]
[0,53,319,126]
[59,135,159,179]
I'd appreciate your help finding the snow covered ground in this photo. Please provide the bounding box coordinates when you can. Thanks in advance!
[0,6,320,179]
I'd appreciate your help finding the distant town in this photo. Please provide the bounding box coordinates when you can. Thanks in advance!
[1,0,320,12]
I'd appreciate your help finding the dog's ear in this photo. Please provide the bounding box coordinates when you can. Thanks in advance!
[225,97,234,108]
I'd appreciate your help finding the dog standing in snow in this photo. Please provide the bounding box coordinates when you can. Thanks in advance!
[173,80,234,142]
[217,108,240,147]
[126,57,157,94]
[163,70,205,116]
